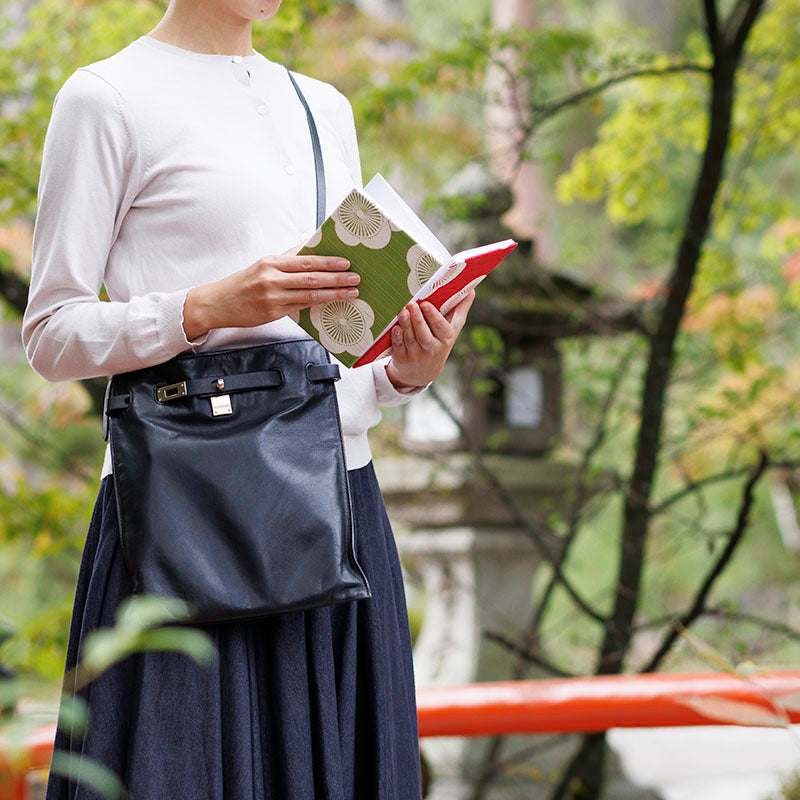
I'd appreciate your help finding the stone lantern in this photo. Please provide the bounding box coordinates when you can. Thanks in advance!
[379,319,572,798]
[373,162,643,798]
[401,336,562,456]
[401,162,563,458]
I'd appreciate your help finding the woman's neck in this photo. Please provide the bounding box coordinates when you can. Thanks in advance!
[147,2,255,57]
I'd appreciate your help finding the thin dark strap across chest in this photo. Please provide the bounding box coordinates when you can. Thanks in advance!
[285,67,326,230]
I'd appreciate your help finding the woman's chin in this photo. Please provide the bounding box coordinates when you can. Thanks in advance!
[238,0,283,21]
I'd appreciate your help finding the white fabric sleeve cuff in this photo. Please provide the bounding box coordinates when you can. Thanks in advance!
[175,287,211,351]
[370,355,432,407]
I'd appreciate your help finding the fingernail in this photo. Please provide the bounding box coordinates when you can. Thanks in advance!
[338,259,350,268]
[347,288,359,296]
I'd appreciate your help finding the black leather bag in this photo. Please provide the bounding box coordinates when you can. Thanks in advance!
[101,67,372,624]
[103,338,372,624]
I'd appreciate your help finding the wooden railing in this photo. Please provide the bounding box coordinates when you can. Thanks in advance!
[3,670,800,799]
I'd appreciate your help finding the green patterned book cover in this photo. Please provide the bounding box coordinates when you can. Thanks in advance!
[293,174,517,368]
[293,182,446,368]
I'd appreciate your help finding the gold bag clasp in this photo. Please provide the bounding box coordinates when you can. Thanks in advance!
[156,381,188,403]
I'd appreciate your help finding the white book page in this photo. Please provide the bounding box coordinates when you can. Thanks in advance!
[411,239,518,305]
[452,239,517,261]
[364,173,453,268]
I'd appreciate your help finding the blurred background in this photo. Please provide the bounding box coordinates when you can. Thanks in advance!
[0,0,799,798]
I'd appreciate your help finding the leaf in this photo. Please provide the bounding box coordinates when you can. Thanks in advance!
[115,595,193,630]
[57,694,88,739]
[134,628,217,666]
[80,628,138,675]
[81,622,215,677]
[50,750,128,799]
[672,695,786,727]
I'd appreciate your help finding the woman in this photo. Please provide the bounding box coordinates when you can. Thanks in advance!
[22,0,476,797]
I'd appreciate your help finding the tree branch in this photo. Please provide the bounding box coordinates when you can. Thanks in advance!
[650,462,786,516]
[593,0,750,681]
[427,383,608,625]
[506,62,711,179]
[634,605,800,646]
[702,0,721,54]
[528,63,710,120]
[725,0,767,61]
[483,629,576,678]
[528,342,638,635]
[639,449,769,673]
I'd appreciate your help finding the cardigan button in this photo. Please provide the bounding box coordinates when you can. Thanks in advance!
[256,104,267,115]
[231,55,242,63]
[285,164,295,175]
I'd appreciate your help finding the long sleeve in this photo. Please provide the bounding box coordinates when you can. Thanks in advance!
[332,89,432,406]
[21,68,208,383]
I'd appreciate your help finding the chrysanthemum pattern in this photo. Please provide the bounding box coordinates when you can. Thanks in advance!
[439,276,486,317]
[310,299,375,357]
[406,245,443,295]
[333,191,391,249]
[304,228,322,248]
[419,259,467,300]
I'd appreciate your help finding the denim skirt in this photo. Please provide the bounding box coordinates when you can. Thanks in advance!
[45,460,423,799]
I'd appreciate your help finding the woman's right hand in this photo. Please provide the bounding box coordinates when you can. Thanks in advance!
[182,247,361,341]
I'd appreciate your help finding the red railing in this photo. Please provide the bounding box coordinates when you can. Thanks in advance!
[415,669,800,737]
[3,670,800,799]
[0,724,56,800]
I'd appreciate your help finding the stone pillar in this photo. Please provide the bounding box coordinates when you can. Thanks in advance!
[374,453,577,798]
[402,527,540,799]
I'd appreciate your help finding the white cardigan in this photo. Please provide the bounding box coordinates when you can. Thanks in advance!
[21,34,429,479]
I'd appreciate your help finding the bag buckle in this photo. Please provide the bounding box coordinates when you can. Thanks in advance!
[156,381,188,403]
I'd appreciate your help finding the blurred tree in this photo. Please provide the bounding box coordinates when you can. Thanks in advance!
[353,0,800,796]
[0,0,338,679]
[1,2,799,798]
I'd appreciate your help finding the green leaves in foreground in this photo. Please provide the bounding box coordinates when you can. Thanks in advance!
[50,750,129,800]
[45,595,217,798]
[74,595,217,690]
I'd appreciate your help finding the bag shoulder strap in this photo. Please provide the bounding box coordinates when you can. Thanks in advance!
[286,68,326,229]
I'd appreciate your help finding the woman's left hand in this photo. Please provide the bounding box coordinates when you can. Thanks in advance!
[384,289,476,390]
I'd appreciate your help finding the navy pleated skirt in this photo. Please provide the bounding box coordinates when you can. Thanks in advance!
[45,460,423,799]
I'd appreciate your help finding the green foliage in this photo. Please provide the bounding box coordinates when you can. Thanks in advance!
[0,0,160,220]
[1,0,799,749]
[0,0,333,224]
[2,595,216,798]
[355,22,595,129]
[1,597,74,679]
[0,379,101,679]
[423,191,495,220]
[78,595,216,681]
[50,751,128,799]
[556,68,708,225]
[766,771,800,800]
[353,22,488,131]
[555,0,800,300]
